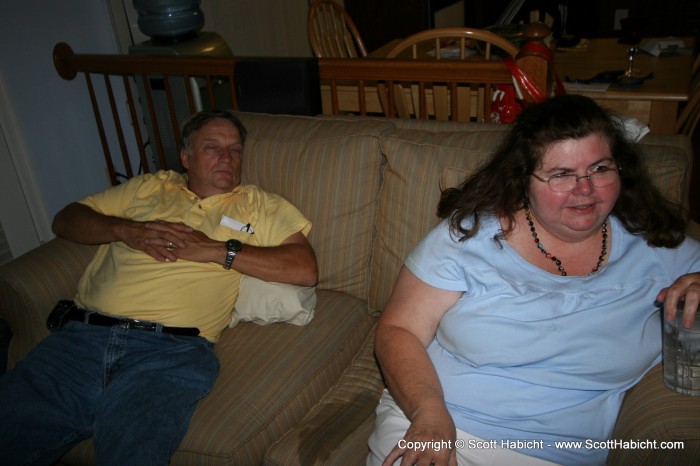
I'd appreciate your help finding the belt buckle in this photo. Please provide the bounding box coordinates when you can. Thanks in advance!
[123,319,156,332]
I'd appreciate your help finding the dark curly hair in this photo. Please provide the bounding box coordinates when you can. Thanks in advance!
[437,94,686,247]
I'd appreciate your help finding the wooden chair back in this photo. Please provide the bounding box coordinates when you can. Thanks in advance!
[385,27,520,60]
[675,88,700,137]
[381,27,523,122]
[308,0,367,58]
[676,53,700,136]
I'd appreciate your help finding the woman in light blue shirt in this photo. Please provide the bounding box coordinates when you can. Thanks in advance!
[368,95,700,466]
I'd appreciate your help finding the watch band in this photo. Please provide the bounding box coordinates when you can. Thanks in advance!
[224,239,243,270]
[224,249,236,270]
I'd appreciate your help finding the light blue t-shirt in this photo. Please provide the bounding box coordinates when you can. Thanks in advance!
[405,215,700,465]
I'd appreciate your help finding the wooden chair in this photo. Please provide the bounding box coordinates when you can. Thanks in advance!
[308,0,367,58]
[385,28,520,60]
[676,52,700,137]
[381,27,521,121]
[675,87,700,137]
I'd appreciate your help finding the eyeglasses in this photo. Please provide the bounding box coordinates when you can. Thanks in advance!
[531,166,620,192]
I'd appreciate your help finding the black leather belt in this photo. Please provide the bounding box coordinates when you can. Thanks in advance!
[60,304,199,337]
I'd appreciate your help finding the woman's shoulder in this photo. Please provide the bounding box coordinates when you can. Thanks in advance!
[610,216,700,268]
[423,214,502,250]
[455,213,502,238]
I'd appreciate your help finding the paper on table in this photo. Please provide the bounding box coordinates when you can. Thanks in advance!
[640,38,685,57]
[612,115,650,142]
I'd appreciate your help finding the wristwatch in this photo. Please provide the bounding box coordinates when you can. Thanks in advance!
[224,239,243,270]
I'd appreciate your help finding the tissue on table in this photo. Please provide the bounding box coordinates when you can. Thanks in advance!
[640,38,686,57]
[612,115,650,142]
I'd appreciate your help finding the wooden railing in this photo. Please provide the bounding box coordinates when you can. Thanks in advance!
[318,57,520,119]
[324,22,554,121]
[53,36,552,184]
[53,43,241,184]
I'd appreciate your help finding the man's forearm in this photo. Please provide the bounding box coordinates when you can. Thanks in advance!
[231,242,318,286]
[52,202,129,245]
[53,203,319,283]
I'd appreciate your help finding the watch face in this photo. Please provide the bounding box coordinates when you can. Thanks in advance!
[226,239,243,252]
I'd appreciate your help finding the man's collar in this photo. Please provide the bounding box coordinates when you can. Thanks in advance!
[166,171,247,198]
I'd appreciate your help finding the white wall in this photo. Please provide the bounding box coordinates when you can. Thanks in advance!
[114,0,314,56]
[204,0,312,57]
[0,1,121,257]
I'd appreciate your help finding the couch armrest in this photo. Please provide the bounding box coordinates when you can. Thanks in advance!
[0,237,96,369]
[608,364,700,465]
[264,326,384,466]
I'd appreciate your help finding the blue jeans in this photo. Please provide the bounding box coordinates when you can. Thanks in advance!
[0,320,219,466]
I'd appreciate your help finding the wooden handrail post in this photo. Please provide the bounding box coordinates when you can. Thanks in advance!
[53,42,78,80]
[516,22,553,102]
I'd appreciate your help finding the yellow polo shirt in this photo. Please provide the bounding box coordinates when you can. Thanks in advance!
[74,170,311,342]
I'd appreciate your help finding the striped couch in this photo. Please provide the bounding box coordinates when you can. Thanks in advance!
[1,112,698,465]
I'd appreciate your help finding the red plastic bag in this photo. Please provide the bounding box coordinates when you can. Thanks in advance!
[490,84,522,124]
[491,42,566,124]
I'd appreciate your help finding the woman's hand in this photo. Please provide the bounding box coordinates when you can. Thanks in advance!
[657,272,700,328]
[383,405,458,466]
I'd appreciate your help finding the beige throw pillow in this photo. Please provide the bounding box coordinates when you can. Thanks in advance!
[439,166,472,191]
[229,274,316,327]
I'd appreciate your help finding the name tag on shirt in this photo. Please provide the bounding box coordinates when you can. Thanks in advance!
[220,215,254,234]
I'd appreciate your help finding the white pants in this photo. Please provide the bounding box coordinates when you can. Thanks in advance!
[367,390,560,466]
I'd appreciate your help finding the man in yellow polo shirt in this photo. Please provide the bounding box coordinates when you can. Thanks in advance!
[0,110,317,465]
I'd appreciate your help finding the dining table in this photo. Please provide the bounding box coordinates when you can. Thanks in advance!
[552,37,694,134]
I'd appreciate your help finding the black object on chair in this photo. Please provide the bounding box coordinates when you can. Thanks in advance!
[234,58,322,116]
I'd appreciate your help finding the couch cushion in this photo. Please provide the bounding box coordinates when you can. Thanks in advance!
[236,112,392,302]
[368,127,509,312]
[636,133,693,211]
[608,363,700,465]
[390,119,508,133]
[265,326,383,466]
[178,289,374,465]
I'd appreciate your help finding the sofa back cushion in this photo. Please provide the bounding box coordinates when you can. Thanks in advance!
[236,112,392,301]
[368,127,509,312]
[634,133,693,213]
[368,127,693,314]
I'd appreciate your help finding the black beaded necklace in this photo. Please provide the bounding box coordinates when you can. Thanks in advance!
[524,203,608,276]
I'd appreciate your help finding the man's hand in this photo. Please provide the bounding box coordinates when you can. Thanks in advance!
[138,220,195,262]
[157,226,223,264]
[52,202,197,263]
